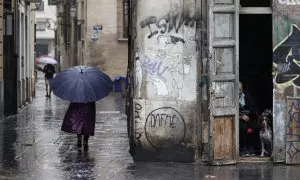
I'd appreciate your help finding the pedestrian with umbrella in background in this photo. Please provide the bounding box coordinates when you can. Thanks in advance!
[35,56,57,98]
[50,66,113,151]
[43,63,56,98]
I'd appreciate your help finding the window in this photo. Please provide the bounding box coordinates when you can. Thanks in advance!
[36,44,48,57]
[123,0,129,39]
[117,0,129,40]
[36,1,45,11]
[36,22,47,31]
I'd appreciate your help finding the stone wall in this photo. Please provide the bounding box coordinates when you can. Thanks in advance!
[86,0,128,78]
[132,0,200,162]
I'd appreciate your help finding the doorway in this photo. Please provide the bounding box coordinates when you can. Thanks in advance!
[239,14,273,159]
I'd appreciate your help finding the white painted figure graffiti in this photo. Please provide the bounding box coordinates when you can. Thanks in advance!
[137,1,197,100]
[142,34,192,99]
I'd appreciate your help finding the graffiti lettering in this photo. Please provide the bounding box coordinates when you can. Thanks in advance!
[135,102,142,122]
[145,107,186,149]
[279,0,300,5]
[134,101,143,146]
[143,56,167,76]
[149,113,177,128]
[140,12,197,41]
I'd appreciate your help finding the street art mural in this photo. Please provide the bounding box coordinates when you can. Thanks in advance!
[134,100,187,150]
[286,98,300,164]
[135,0,198,101]
[273,3,300,163]
[145,107,186,149]
[273,24,300,90]
[132,0,201,161]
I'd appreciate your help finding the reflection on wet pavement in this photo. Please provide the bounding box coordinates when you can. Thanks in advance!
[0,72,300,180]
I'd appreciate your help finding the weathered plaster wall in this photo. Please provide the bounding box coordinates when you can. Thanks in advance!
[86,0,128,78]
[273,0,300,163]
[133,0,200,162]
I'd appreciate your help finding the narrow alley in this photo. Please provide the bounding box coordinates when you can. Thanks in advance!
[0,74,299,180]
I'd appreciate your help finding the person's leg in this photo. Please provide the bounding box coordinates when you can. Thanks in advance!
[240,120,249,156]
[77,134,82,147]
[49,78,52,98]
[45,78,49,97]
[247,119,259,155]
[83,135,89,150]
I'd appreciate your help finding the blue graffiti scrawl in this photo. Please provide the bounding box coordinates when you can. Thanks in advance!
[286,98,300,164]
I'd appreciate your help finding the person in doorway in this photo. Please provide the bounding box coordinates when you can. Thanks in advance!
[239,81,259,156]
[61,102,96,151]
[42,63,56,98]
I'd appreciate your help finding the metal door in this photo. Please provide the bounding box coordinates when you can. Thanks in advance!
[208,0,239,165]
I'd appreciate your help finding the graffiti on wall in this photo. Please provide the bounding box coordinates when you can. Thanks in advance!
[144,107,186,149]
[136,2,198,100]
[286,98,300,163]
[279,0,300,5]
[134,101,143,146]
[91,25,103,41]
[273,24,300,90]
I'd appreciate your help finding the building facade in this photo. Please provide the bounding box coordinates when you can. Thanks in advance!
[53,0,128,78]
[1,0,36,117]
[127,0,300,165]
[16,1,36,109]
[35,0,57,57]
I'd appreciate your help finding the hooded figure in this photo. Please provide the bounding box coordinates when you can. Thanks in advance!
[61,102,96,150]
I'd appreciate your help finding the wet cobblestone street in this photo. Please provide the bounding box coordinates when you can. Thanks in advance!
[0,73,299,180]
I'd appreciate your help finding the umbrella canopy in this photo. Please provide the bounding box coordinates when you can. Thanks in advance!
[50,66,113,103]
[36,56,57,64]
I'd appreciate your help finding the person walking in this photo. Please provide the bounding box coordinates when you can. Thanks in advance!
[42,63,56,98]
[61,102,96,151]
[49,66,113,151]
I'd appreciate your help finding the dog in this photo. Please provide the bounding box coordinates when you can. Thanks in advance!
[258,109,273,157]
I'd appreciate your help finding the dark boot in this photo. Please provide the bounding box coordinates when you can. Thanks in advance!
[83,135,89,151]
[77,134,82,148]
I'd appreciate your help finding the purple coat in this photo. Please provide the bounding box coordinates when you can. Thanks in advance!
[61,102,96,136]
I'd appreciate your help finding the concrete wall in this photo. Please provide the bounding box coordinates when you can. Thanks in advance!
[133,0,199,162]
[273,0,300,163]
[86,0,128,78]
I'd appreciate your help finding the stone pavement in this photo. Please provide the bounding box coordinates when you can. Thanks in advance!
[0,72,299,180]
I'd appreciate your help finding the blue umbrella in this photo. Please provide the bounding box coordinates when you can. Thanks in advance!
[50,66,113,103]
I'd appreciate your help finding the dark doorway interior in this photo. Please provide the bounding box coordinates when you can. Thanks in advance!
[240,0,271,7]
[239,14,273,114]
[239,14,273,158]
